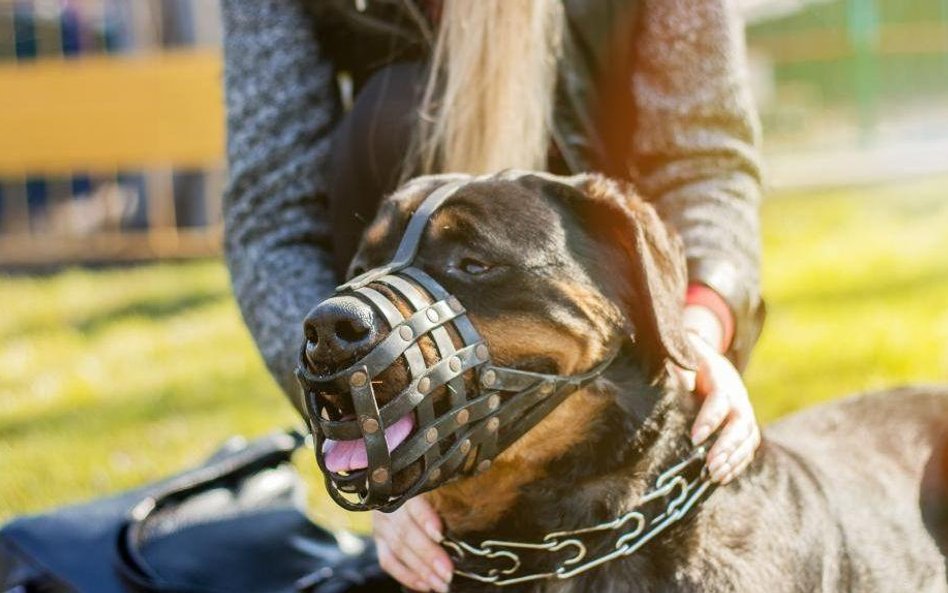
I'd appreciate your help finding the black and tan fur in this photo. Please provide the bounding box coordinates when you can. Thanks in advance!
[311,172,948,592]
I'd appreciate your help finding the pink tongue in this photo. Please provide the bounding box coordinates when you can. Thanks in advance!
[323,414,416,473]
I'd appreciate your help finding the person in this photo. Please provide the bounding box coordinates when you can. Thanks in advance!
[221,1,766,591]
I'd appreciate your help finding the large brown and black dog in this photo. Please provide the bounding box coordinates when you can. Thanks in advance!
[304,171,948,592]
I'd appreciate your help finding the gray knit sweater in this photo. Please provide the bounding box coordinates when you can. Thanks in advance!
[221,0,764,412]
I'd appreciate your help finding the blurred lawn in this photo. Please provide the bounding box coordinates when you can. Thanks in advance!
[2,176,947,527]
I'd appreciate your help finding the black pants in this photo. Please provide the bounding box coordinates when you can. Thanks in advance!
[328,62,426,279]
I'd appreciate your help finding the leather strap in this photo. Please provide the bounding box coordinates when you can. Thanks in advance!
[337,182,464,292]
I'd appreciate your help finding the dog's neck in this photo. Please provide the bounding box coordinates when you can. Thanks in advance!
[429,350,700,544]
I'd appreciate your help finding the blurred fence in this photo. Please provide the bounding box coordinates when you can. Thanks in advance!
[0,0,946,267]
[0,0,225,267]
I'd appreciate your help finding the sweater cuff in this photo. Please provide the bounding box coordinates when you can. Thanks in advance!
[686,258,765,372]
[686,283,735,352]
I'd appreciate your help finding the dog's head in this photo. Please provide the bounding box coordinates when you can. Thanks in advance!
[298,172,695,511]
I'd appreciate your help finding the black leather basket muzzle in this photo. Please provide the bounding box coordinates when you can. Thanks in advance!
[296,181,617,512]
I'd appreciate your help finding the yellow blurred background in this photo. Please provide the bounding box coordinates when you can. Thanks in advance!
[0,0,225,265]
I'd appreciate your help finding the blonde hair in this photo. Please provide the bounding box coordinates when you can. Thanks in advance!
[410,0,564,176]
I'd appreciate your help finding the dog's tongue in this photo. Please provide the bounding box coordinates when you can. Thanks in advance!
[322,414,415,473]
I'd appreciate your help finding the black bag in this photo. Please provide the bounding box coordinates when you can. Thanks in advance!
[0,430,400,593]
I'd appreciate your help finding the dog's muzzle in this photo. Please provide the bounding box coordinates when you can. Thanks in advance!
[296,181,618,512]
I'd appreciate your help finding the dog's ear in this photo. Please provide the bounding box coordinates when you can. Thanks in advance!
[561,174,696,372]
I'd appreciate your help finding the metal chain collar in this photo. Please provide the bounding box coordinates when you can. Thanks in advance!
[442,445,714,587]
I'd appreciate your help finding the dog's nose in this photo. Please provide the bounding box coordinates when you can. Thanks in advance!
[304,296,381,369]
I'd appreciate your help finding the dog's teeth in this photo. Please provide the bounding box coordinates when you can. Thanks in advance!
[321,407,331,420]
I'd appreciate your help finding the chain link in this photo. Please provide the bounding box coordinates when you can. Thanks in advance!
[443,446,712,586]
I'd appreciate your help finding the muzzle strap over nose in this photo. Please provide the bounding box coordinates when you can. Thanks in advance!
[339,182,466,293]
[297,180,620,512]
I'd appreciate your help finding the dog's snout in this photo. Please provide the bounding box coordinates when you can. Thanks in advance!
[304,296,380,369]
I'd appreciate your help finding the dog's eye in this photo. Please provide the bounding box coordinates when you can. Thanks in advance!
[459,257,492,276]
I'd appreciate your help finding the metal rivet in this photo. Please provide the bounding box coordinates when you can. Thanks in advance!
[349,371,368,388]
[481,370,497,388]
[418,377,432,394]
[486,417,500,432]
[371,467,389,484]
[449,356,462,372]
[488,394,501,410]
[425,427,438,443]
[455,409,470,425]
[460,439,471,455]
[477,460,492,473]
[448,297,464,313]
[361,417,379,434]
[475,344,489,361]
[398,326,413,341]
[429,468,442,482]
[539,383,555,397]
[426,308,440,323]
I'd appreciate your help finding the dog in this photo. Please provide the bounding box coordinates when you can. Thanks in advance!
[301,171,948,592]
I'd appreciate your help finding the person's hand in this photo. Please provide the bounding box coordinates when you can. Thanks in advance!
[373,495,453,592]
[678,312,761,484]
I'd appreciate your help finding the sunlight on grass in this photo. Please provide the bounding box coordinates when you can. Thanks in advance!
[746,176,948,419]
[0,263,366,530]
[1,177,947,529]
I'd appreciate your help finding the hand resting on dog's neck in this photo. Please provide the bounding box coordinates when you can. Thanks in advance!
[426,344,843,593]
[427,345,704,562]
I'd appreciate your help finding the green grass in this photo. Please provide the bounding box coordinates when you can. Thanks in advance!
[748,176,948,419]
[2,177,947,526]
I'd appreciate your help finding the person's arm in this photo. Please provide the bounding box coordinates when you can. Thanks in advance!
[221,0,342,414]
[632,0,764,483]
[631,0,765,370]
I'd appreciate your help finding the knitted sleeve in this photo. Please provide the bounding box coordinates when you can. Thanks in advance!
[221,0,342,412]
[631,0,765,369]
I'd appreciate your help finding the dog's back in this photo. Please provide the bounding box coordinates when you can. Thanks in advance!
[765,387,948,590]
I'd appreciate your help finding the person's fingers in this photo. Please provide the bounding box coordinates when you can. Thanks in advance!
[722,428,760,485]
[691,387,730,446]
[407,496,445,543]
[706,411,754,482]
[716,424,759,484]
[374,504,451,592]
[377,539,430,592]
[375,509,451,592]
[388,517,452,591]
[724,425,761,482]
[405,499,454,584]
[685,332,760,483]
